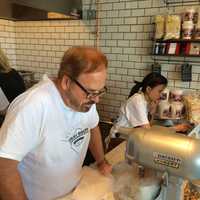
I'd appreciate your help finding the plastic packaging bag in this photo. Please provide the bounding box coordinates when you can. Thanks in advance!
[155,15,165,39]
[164,15,181,40]
[183,92,200,125]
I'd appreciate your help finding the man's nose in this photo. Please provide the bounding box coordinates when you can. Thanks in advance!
[90,95,100,103]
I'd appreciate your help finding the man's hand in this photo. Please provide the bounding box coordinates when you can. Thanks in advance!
[89,126,112,176]
[97,159,112,176]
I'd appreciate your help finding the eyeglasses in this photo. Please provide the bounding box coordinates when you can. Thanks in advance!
[69,76,107,99]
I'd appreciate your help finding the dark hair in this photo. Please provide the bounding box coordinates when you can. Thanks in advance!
[58,46,108,79]
[128,72,168,98]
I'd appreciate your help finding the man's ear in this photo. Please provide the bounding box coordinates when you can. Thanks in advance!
[61,75,70,91]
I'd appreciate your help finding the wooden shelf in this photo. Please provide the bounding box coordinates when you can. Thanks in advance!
[152,54,200,57]
[164,0,200,6]
[152,55,200,64]
[154,39,200,43]
[153,40,200,59]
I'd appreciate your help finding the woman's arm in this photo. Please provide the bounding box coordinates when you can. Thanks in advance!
[139,124,151,129]
[148,100,159,116]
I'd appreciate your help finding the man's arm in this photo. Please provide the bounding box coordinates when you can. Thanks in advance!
[0,158,27,200]
[89,125,112,175]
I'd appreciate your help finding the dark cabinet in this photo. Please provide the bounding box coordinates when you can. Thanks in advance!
[0,0,82,20]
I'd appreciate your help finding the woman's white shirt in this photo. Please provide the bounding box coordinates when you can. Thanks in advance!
[116,92,149,128]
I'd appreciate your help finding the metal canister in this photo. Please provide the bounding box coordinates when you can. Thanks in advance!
[154,43,160,54]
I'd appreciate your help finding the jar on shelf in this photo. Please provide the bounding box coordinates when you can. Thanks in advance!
[182,21,194,40]
[160,88,170,101]
[194,24,200,40]
[158,101,171,119]
[153,42,160,54]
[183,8,196,22]
[158,43,166,55]
[195,7,200,24]
[169,89,183,102]
[170,101,185,119]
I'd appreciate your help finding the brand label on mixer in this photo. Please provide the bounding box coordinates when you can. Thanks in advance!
[153,152,182,169]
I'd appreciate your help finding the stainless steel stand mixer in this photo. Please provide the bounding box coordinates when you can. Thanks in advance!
[109,125,200,200]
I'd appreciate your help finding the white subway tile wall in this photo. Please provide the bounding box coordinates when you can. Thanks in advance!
[0,19,16,67]
[0,0,200,121]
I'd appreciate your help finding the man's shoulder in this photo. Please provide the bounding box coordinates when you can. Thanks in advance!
[9,79,55,111]
[28,78,56,98]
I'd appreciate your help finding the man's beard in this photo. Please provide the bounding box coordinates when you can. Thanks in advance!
[66,89,96,112]
[81,100,96,112]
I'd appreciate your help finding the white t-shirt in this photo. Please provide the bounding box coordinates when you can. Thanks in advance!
[116,92,149,128]
[0,77,99,200]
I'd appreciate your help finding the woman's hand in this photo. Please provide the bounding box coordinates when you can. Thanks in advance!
[174,123,192,133]
[149,100,159,115]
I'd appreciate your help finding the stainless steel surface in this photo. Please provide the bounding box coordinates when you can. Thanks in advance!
[111,125,200,199]
[120,125,200,181]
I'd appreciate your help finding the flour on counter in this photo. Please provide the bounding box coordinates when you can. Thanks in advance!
[57,161,160,200]
[57,166,114,200]
[112,161,140,200]
[112,161,160,200]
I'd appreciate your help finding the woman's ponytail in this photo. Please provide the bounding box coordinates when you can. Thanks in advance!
[128,72,168,98]
[128,81,143,98]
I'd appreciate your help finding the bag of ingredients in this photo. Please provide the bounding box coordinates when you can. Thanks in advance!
[155,15,165,39]
[183,92,200,125]
[164,15,181,40]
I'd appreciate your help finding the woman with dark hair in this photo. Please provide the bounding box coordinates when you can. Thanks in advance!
[115,72,189,132]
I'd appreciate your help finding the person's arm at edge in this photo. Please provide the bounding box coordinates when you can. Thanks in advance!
[140,121,190,132]
[89,125,112,175]
[172,123,192,133]
[0,157,27,200]
[139,124,151,129]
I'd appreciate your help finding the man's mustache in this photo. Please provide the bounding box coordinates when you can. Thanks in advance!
[85,101,95,105]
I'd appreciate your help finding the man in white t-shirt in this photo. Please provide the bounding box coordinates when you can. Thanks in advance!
[0,46,112,200]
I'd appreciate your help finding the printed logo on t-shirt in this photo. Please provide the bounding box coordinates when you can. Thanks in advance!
[68,128,89,153]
